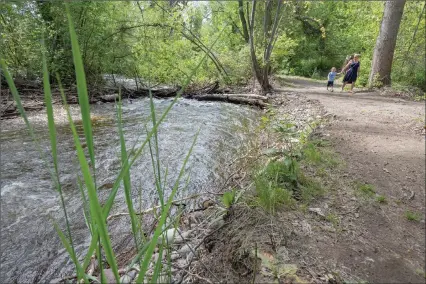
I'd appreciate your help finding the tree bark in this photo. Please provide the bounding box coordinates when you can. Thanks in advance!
[369,0,406,87]
[238,0,250,43]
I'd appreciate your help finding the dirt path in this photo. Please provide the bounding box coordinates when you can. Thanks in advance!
[278,77,425,283]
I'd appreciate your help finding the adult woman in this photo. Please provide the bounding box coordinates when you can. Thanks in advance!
[341,54,360,94]
[341,55,354,77]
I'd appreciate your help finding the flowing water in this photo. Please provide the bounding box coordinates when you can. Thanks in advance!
[0,98,258,283]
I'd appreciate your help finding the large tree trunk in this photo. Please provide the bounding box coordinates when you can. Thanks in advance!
[368,0,406,87]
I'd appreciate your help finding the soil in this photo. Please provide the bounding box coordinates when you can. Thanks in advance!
[192,77,425,284]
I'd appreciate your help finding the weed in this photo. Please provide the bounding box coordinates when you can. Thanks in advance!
[302,142,341,169]
[326,213,340,228]
[414,94,426,101]
[254,176,295,214]
[356,182,376,197]
[316,167,328,178]
[405,211,421,222]
[415,268,426,279]
[303,143,322,164]
[297,172,324,203]
[376,195,387,204]
[222,190,236,208]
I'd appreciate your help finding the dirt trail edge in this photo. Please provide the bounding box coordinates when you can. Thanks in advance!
[278,77,425,283]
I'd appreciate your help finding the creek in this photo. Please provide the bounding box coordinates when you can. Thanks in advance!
[0,97,259,283]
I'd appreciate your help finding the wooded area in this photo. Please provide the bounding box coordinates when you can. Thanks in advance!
[1,0,424,94]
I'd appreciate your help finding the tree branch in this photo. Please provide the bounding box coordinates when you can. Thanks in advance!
[238,0,250,43]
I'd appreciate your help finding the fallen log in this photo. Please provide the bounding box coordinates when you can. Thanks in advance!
[189,93,268,108]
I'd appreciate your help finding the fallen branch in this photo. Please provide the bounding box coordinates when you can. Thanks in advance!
[190,93,268,108]
[107,194,202,221]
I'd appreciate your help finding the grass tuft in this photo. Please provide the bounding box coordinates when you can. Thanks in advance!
[356,183,376,197]
[376,195,387,204]
[405,211,421,222]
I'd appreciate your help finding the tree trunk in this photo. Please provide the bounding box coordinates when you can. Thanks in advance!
[368,0,406,87]
[238,0,250,43]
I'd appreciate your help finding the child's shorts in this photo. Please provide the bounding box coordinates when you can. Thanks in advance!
[327,81,334,87]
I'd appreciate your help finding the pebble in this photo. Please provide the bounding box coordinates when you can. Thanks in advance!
[120,274,132,284]
[170,253,180,261]
[102,269,116,284]
[308,207,325,217]
[178,244,193,256]
[128,270,138,279]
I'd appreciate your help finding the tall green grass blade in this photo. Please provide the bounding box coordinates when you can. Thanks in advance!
[52,221,86,282]
[58,77,120,283]
[116,92,139,249]
[151,243,164,283]
[42,45,79,276]
[77,176,92,233]
[42,42,58,173]
[148,89,164,206]
[98,239,107,284]
[56,74,99,272]
[83,233,98,270]
[163,166,169,190]
[147,125,164,208]
[125,222,173,272]
[65,4,96,180]
[136,130,200,283]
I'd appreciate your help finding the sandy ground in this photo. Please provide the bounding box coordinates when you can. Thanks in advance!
[277,77,425,283]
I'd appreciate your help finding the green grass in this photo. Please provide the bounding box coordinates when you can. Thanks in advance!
[415,268,426,279]
[326,213,340,229]
[253,156,326,213]
[1,5,226,282]
[376,195,387,204]
[356,183,376,197]
[405,211,421,222]
[253,162,296,214]
[302,141,341,168]
[251,134,342,214]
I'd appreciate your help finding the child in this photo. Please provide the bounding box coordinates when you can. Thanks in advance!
[327,67,338,92]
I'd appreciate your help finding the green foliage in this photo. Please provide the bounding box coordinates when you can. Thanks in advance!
[222,190,236,208]
[356,183,376,197]
[1,1,424,89]
[405,210,421,222]
[326,213,340,228]
[376,195,387,204]
[254,173,295,215]
[253,156,325,213]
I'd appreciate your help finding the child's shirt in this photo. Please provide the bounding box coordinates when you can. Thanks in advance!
[328,72,337,82]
